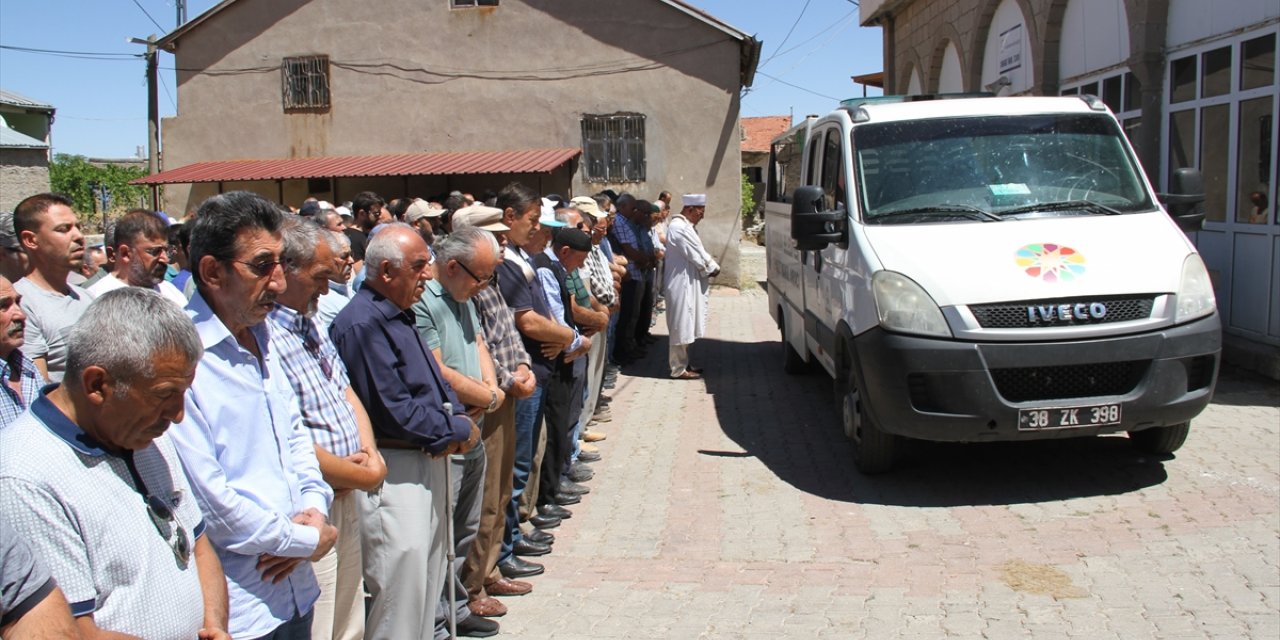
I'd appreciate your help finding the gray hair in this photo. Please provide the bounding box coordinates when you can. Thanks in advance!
[317,210,342,230]
[323,228,349,254]
[280,215,322,273]
[434,225,499,268]
[65,288,202,395]
[364,222,413,269]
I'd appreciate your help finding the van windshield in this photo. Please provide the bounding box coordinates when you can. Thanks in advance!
[854,113,1155,224]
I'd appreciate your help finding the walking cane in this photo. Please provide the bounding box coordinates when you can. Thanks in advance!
[443,402,458,640]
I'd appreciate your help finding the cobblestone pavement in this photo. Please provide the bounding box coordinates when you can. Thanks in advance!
[492,244,1280,639]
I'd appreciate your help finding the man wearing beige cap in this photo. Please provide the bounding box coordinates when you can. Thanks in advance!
[406,199,446,247]
[664,193,719,379]
[450,204,543,607]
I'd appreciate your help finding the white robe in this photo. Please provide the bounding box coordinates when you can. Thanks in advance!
[663,214,719,346]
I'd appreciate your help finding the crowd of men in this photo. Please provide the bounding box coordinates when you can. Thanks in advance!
[0,182,720,639]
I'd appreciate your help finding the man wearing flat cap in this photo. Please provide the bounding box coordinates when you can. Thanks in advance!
[406,199,445,248]
[663,194,719,380]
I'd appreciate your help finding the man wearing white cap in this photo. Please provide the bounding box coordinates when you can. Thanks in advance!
[663,194,719,379]
[406,199,445,247]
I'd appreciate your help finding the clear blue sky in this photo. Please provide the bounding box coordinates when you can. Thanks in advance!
[0,0,882,159]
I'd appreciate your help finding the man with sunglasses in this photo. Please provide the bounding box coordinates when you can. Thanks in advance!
[412,223,506,637]
[268,217,386,640]
[169,192,337,640]
[87,209,188,306]
[0,287,231,639]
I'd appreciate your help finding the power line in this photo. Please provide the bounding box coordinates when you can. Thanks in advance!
[129,0,166,32]
[0,44,139,60]
[758,0,812,70]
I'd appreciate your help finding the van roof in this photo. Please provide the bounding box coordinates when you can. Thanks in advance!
[844,95,1106,125]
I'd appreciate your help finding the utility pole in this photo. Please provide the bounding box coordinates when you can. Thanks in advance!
[130,35,161,210]
[176,0,187,26]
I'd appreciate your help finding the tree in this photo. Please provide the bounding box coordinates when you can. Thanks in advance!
[740,172,757,228]
[48,154,149,225]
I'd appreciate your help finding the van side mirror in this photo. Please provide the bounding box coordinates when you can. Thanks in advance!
[1159,167,1206,232]
[790,185,844,251]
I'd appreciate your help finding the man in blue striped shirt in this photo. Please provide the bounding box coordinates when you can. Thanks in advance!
[0,276,41,429]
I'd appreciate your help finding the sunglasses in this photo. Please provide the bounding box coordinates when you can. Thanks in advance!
[302,328,334,380]
[233,258,288,278]
[126,455,190,568]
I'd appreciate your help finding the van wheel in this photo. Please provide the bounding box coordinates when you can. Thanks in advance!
[780,315,807,374]
[841,379,897,474]
[1127,422,1190,454]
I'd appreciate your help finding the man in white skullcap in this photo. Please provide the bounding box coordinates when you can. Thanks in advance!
[662,194,719,379]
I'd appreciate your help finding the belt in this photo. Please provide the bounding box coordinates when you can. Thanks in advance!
[377,438,428,452]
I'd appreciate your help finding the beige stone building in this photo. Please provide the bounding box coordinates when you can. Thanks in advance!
[860,0,1280,377]
[0,90,55,212]
[140,0,760,283]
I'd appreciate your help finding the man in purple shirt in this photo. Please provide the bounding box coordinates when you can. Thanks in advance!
[329,223,479,639]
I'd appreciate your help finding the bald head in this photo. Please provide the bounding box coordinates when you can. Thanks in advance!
[364,224,434,309]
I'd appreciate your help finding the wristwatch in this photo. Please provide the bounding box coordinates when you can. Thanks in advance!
[485,389,499,413]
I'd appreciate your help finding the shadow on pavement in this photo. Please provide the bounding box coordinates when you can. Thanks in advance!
[1207,364,1280,408]
[689,336,1173,508]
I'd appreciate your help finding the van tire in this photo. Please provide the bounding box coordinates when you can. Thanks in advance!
[1127,422,1190,454]
[841,378,897,474]
[780,315,807,374]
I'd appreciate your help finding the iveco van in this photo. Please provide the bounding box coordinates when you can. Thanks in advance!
[764,94,1220,473]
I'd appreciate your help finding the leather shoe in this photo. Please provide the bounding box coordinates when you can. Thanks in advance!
[688,366,704,374]
[528,513,560,529]
[577,450,602,463]
[513,538,551,557]
[583,428,607,441]
[567,464,594,483]
[468,596,507,617]
[457,613,500,637]
[498,557,544,579]
[525,528,555,545]
[671,370,702,380]
[552,491,581,506]
[538,503,572,519]
[486,577,533,596]
[558,478,590,496]
[486,577,532,597]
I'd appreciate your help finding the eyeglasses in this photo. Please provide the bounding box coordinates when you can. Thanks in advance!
[126,455,190,568]
[455,260,496,287]
[302,325,334,380]
[140,245,169,258]
[233,258,287,278]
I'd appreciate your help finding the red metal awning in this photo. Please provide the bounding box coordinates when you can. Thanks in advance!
[131,147,581,185]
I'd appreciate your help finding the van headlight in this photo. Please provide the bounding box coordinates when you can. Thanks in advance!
[872,271,951,337]
[1175,253,1216,323]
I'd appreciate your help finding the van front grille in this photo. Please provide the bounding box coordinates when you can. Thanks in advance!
[991,360,1148,402]
[970,296,1155,329]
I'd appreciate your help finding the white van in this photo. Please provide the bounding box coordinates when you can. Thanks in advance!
[764,94,1220,473]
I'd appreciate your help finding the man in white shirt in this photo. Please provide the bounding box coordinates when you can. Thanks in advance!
[168,191,337,640]
[87,209,188,306]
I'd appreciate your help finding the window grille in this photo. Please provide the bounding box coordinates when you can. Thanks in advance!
[581,113,646,182]
[282,55,330,111]
[452,0,499,7]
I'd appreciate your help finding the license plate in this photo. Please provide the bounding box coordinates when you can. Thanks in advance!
[1018,403,1122,430]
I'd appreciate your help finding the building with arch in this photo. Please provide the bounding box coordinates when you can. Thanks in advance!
[861,0,1280,377]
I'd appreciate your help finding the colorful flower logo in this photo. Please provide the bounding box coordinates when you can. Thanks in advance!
[1015,243,1086,282]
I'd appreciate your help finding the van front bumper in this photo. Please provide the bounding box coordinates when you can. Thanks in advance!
[850,313,1221,442]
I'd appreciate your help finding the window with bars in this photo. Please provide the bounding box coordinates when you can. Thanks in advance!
[451,0,498,7]
[282,55,330,111]
[581,113,646,183]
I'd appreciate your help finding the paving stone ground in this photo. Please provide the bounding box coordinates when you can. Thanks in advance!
[490,243,1280,639]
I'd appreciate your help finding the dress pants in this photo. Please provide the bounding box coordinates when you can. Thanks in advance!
[360,450,448,640]
[580,333,609,428]
[636,271,656,342]
[669,342,691,378]
[502,387,544,563]
[434,442,486,640]
[536,364,577,507]
[309,492,364,640]
[250,610,315,640]
[463,398,516,598]
[616,278,643,358]
[520,411,548,522]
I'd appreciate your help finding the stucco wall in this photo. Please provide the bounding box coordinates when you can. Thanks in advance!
[162,0,746,284]
[0,148,51,212]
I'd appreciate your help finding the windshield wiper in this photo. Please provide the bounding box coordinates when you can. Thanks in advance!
[999,200,1123,216]
[873,204,1004,223]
